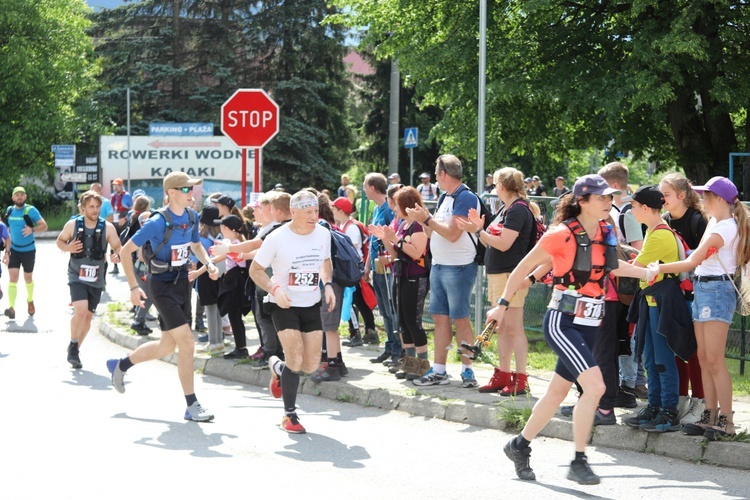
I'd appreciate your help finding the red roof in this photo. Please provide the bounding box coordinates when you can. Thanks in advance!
[343,51,374,76]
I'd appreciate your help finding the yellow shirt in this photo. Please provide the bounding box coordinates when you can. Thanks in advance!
[635,225,679,306]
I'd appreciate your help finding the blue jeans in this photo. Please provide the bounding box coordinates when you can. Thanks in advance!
[643,306,679,410]
[429,263,478,319]
[373,272,400,355]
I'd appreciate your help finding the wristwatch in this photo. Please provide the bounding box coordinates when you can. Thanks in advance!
[497,297,511,308]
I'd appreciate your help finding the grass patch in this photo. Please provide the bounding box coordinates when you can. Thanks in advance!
[336,394,354,403]
[499,404,532,431]
[728,359,750,397]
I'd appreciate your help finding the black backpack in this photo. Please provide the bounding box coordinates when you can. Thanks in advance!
[141,207,197,274]
[436,185,492,265]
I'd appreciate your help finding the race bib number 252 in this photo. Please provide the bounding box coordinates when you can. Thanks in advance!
[288,271,319,287]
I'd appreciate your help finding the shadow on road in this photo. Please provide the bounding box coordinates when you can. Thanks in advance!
[276,432,370,469]
[112,412,237,458]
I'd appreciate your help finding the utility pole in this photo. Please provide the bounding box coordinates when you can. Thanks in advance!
[388,58,400,177]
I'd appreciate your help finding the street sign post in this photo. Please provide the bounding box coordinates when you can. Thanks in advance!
[221,89,280,205]
[404,127,418,186]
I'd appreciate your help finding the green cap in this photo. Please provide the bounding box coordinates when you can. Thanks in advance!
[12,186,25,195]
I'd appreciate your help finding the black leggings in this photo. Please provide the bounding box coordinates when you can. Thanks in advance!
[396,274,429,348]
[227,308,247,350]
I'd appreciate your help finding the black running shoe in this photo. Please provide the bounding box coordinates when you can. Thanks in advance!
[567,457,600,485]
[223,348,249,360]
[503,439,536,481]
[67,343,82,369]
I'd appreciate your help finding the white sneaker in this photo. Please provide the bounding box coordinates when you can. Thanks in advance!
[676,395,691,420]
[184,401,214,422]
[681,398,706,424]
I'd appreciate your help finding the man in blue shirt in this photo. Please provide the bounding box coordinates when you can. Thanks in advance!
[107,172,219,422]
[4,186,47,319]
[406,155,480,388]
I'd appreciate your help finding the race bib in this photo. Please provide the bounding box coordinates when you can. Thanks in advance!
[79,264,100,283]
[288,270,319,288]
[170,242,190,267]
[573,296,605,326]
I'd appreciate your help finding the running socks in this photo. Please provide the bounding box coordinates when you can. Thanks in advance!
[8,282,16,308]
[281,366,300,413]
[514,434,531,451]
[26,281,34,302]
[119,356,134,372]
[185,393,198,406]
[575,451,586,462]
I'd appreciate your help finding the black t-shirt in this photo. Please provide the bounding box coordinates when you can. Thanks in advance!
[665,207,707,250]
[485,200,534,274]
[531,184,546,196]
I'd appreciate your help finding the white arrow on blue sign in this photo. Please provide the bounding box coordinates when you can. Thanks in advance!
[404,127,418,149]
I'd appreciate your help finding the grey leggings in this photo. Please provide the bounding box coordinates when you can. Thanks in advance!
[205,304,222,346]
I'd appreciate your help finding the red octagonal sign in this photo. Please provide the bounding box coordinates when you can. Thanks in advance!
[221,89,280,149]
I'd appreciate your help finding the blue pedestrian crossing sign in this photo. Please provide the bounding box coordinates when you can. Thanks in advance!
[404,127,418,149]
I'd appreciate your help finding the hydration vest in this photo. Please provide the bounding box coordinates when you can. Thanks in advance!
[553,218,618,290]
[71,216,106,261]
[4,205,35,228]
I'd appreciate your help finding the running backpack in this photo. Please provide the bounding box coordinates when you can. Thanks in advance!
[436,185,492,265]
[320,221,364,287]
[4,205,35,228]
[141,207,197,274]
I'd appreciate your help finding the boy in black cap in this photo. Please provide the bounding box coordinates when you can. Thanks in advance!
[623,185,692,433]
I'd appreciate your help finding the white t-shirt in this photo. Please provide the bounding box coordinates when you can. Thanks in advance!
[342,220,363,260]
[417,182,438,201]
[695,217,738,277]
[254,224,331,307]
[430,186,478,266]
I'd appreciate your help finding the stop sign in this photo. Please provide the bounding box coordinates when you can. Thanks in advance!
[221,89,279,149]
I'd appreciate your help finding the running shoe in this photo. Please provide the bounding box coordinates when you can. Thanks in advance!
[503,439,536,481]
[4,307,15,319]
[184,401,214,422]
[67,343,82,369]
[281,413,306,434]
[27,301,35,316]
[623,405,660,428]
[640,408,682,433]
[567,457,600,485]
[106,358,126,393]
[460,367,478,388]
[412,368,450,386]
[268,355,283,398]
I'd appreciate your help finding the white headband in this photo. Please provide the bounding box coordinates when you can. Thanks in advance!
[290,197,318,210]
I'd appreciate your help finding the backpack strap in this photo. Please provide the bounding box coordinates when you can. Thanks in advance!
[151,208,173,256]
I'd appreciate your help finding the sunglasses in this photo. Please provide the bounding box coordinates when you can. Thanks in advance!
[175,186,193,193]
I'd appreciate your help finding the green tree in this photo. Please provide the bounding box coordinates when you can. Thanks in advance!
[333,0,750,183]
[0,0,100,192]
[91,0,353,192]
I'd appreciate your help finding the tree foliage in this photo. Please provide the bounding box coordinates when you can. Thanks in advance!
[332,0,750,183]
[91,0,353,191]
[0,0,100,193]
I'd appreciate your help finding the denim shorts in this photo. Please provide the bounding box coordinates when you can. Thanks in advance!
[692,279,736,324]
[429,263,477,319]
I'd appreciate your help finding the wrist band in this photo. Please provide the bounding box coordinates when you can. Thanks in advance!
[130,286,139,291]
[475,229,482,238]
[324,282,333,288]
[527,274,536,284]
[271,285,280,295]
[497,297,511,308]
[424,216,432,227]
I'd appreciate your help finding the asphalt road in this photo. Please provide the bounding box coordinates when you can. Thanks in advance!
[1,240,749,500]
